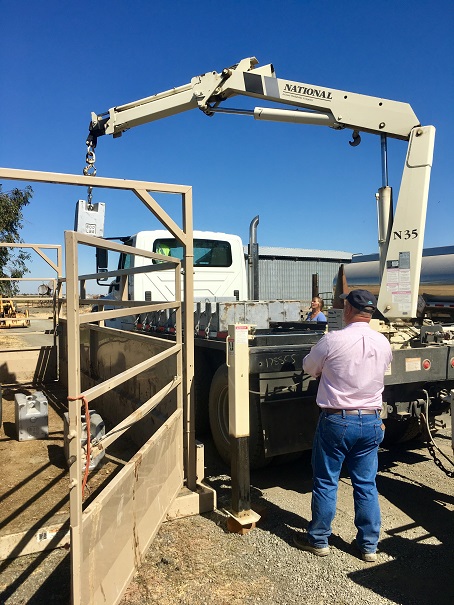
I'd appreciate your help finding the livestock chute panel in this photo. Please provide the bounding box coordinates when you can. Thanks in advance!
[64,223,188,605]
[0,168,198,605]
[80,411,182,605]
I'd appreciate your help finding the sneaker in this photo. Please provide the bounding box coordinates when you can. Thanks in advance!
[361,551,377,563]
[293,533,330,556]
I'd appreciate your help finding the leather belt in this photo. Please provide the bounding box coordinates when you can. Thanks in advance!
[324,409,378,415]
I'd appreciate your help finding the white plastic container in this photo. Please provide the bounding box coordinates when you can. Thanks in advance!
[15,392,49,441]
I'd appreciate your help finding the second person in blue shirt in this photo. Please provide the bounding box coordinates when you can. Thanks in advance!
[306,296,326,322]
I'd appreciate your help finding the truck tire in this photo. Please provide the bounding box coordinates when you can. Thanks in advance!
[208,364,269,470]
[382,417,422,446]
[193,351,214,436]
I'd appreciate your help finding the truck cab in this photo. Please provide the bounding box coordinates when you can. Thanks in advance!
[120,230,247,302]
[104,230,248,330]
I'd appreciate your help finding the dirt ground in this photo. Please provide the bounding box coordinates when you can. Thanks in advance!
[0,381,138,604]
[0,387,452,605]
[0,384,126,536]
[0,305,108,540]
[119,420,454,605]
[0,307,453,604]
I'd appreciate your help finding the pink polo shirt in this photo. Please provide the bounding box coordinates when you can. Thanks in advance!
[303,322,393,410]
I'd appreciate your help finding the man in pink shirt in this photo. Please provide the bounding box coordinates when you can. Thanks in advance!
[294,289,392,562]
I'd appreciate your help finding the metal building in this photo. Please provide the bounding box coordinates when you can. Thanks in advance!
[250,246,352,305]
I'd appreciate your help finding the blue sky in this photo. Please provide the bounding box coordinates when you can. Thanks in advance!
[1,1,453,293]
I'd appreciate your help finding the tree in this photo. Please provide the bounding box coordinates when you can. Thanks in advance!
[0,184,33,296]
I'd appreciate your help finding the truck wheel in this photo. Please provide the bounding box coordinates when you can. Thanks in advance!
[382,417,422,446]
[193,351,213,436]
[208,364,270,470]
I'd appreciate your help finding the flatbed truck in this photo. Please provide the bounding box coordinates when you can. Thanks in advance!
[87,56,454,467]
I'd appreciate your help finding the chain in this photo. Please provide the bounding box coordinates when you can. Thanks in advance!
[83,139,97,209]
[86,185,94,209]
[425,440,454,478]
[420,411,454,478]
[83,144,97,177]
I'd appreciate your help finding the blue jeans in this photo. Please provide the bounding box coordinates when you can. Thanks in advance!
[308,410,385,553]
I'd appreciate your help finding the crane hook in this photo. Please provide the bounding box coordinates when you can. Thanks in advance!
[349,130,361,147]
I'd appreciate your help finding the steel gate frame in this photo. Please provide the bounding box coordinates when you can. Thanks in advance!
[0,167,212,605]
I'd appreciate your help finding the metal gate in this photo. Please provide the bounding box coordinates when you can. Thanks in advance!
[0,243,61,384]
[0,167,209,605]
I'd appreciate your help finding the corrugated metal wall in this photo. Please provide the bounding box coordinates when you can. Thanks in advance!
[258,258,344,303]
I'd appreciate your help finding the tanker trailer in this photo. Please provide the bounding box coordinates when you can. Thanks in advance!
[343,246,454,323]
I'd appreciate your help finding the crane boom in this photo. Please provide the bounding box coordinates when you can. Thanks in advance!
[87,56,435,322]
[88,56,420,144]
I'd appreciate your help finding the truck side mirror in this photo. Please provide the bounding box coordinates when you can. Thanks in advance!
[96,248,109,284]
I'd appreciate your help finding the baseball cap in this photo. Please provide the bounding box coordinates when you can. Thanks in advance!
[340,289,377,312]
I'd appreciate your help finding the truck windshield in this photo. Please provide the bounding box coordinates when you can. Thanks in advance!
[153,238,232,267]
[119,238,134,271]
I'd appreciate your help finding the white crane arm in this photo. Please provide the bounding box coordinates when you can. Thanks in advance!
[86,56,435,322]
[88,56,420,143]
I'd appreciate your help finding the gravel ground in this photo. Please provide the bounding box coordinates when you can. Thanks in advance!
[1,420,453,605]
